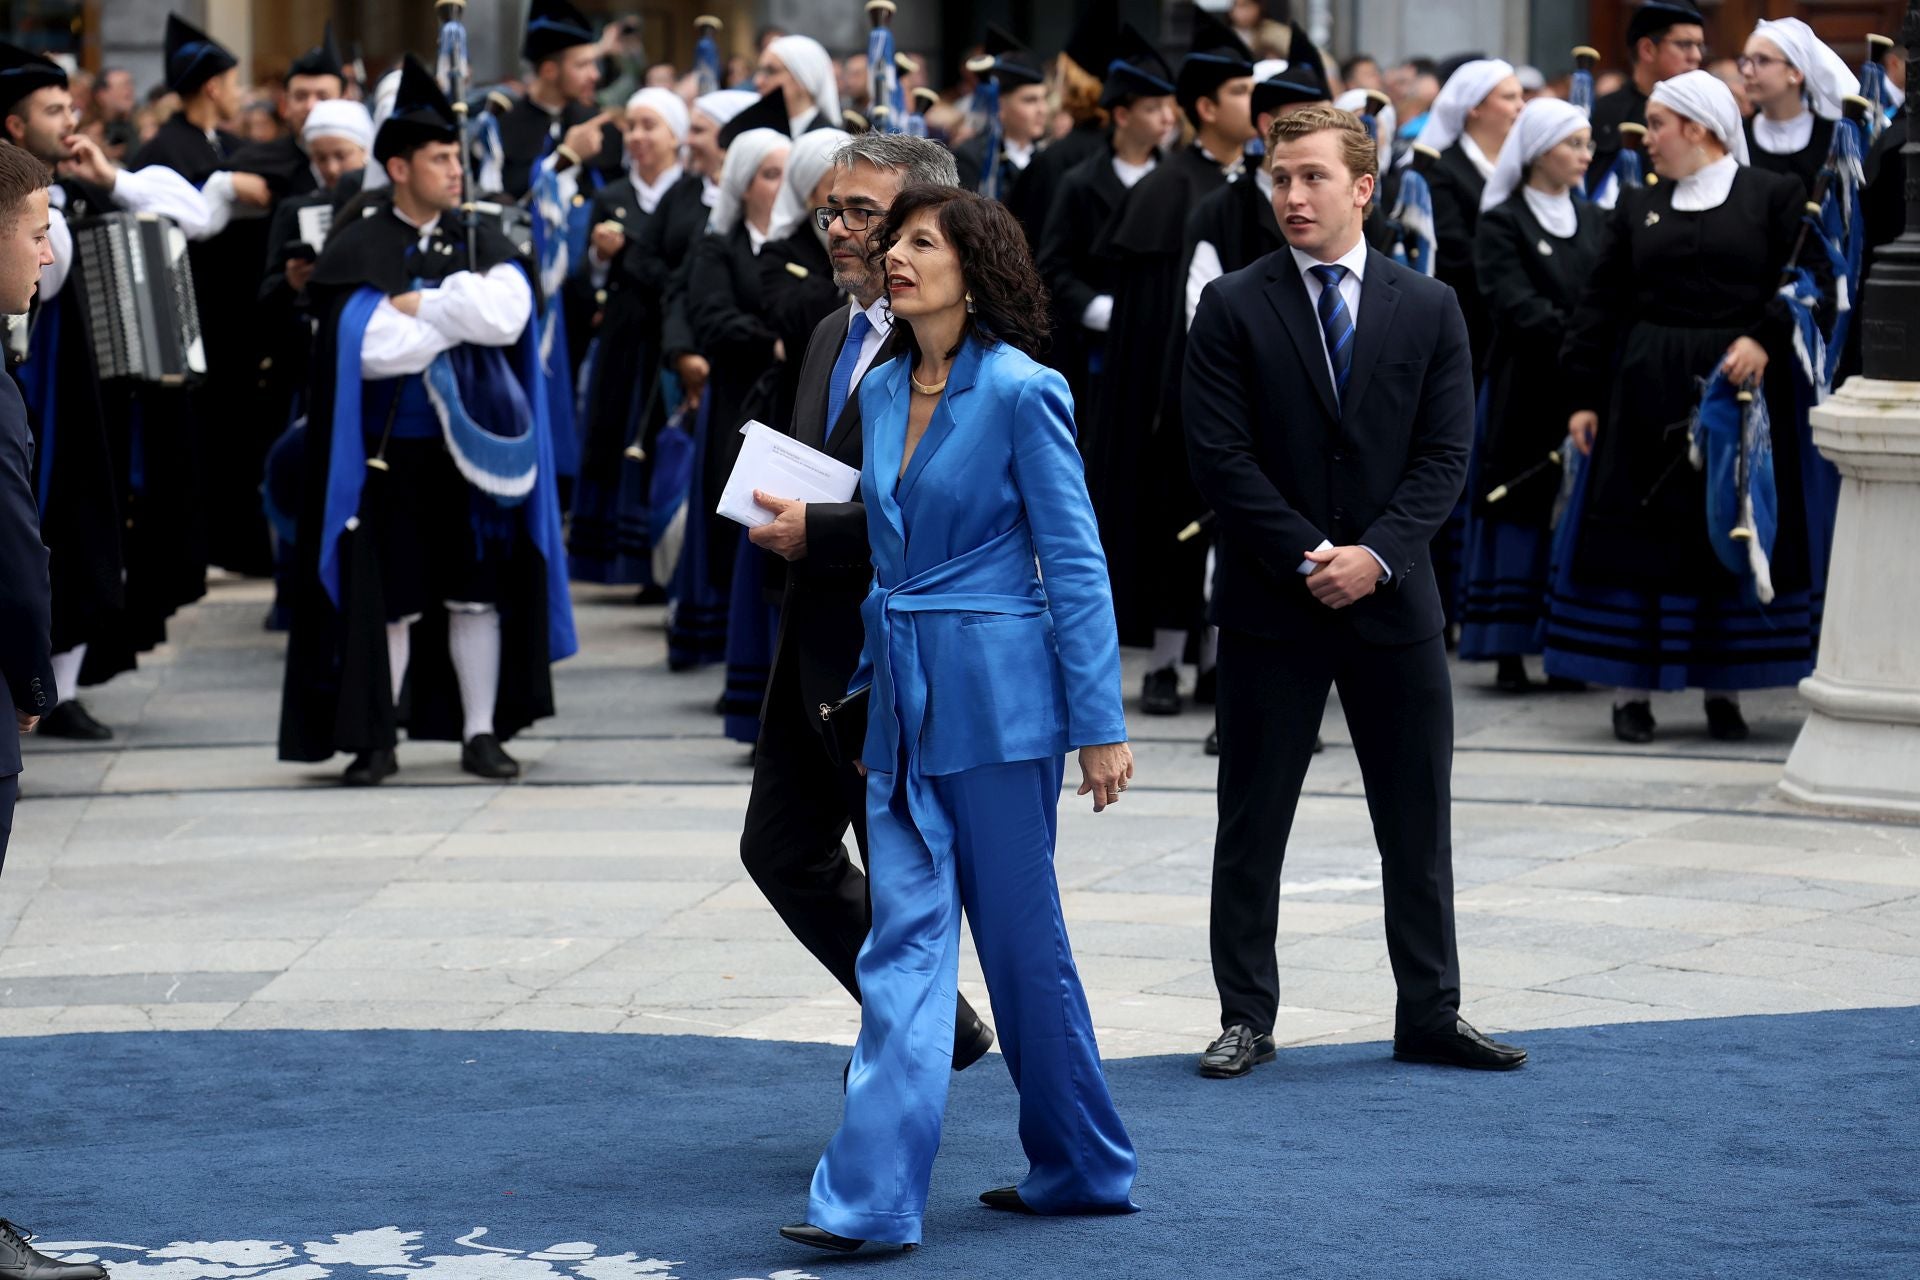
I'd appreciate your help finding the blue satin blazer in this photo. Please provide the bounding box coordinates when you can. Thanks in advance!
[852,335,1127,780]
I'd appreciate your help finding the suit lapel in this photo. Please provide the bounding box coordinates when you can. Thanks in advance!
[1340,252,1400,428]
[1264,257,1340,424]
[796,308,850,449]
[868,360,910,561]
[895,337,983,508]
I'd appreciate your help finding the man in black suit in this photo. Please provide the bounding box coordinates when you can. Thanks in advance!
[1184,106,1525,1077]
[741,133,994,1071]
[0,140,112,1280]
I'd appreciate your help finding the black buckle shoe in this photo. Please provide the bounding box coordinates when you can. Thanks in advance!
[0,1220,109,1280]
[1494,656,1533,694]
[979,1186,1036,1214]
[953,1008,996,1071]
[1393,1018,1527,1070]
[1612,700,1655,744]
[461,733,521,780]
[1198,1024,1276,1078]
[1140,667,1182,716]
[37,701,112,741]
[342,748,398,787]
[1704,697,1749,741]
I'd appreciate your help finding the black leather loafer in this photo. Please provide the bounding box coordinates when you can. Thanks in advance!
[953,1009,995,1071]
[1704,697,1749,741]
[1140,667,1182,716]
[779,1224,897,1254]
[37,700,112,741]
[0,1219,109,1280]
[462,733,521,780]
[1199,1024,1276,1078]
[1494,656,1533,693]
[1612,700,1655,744]
[342,748,398,787]
[979,1186,1036,1214]
[1393,1018,1527,1070]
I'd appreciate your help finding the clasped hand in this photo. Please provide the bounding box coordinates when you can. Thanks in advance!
[1304,546,1381,610]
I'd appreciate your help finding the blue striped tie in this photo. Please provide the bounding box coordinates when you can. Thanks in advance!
[1310,264,1354,410]
[825,311,873,437]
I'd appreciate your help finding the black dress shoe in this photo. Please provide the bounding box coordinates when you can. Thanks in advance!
[953,1009,995,1071]
[633,584,668,606]
[37,701,112,741]
[1204,724,1219,756]
[0,1220,109,1280]
[1392,1018,1527,1070]
[1193,667,1218,706]
[462,733,521,780]
[1494,655,1533,694]
[1704,697,1749,741]
[979,1186,1036,1214]
[779,1224,887,1254]
[342,748,398,786]
[1140,667,1182,716]
[1198,1024,1276,1078]
[1612,700,1655,744]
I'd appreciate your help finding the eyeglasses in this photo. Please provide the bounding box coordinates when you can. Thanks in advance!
[814,205,885,231]
[1660,38,1708,56]
[1558,137,1598,154]
[1735,53,1785,74]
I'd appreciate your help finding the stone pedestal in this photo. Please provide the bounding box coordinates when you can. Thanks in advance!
[1781,378,1920,818]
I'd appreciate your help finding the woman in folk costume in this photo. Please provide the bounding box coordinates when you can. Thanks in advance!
[1411,58,1525,637]
[673,118,790,720]
[1458,99,1606,691]
[1739,18,1861,195]
[781,189,1135,1255]
[566,87,702,587]
[756,34,844,138]
[1544,71,1827,744]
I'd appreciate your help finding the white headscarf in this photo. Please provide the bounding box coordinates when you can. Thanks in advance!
[694,88,759,129]
[769,127,850,242]
[1414,58,1515,155]
[361,67,402,191]
[1335,88,1398,175]
[767,34,841,133]
[1481,97,1588,211]
[627,86,690,142]
[1751,18,1861,122]
[302,98,374,152]
[1650,69,1751,166]
[709,127,788,238]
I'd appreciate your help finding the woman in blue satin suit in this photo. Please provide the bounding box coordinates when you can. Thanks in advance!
[779,188,1138,1255]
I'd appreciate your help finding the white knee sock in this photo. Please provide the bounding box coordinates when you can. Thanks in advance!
[386,621,412,707]
[50,644,86,703]
[1613,688,1651,709]
[1198,626,1218,674]
[446,604,501,742]
[1148,628,1186,673]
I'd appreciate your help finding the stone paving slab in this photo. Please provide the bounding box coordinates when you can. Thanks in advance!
[1,581,1916,1059]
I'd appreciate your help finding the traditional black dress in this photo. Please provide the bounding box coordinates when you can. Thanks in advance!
[278,202,573,761]
[1458,191,1604,661]
[1543,162,1827,692]
[1744,113,1834,196]
[131,114,276,575]
[1084,143,1232,647]
[1036,143,1152,421]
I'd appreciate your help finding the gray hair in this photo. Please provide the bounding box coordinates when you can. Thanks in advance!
[829,133,960,189]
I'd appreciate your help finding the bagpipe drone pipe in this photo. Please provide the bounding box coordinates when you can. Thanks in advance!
[1570,46,1645,209]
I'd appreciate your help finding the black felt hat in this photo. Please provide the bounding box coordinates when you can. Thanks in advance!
[523,0,597,66]
[373,54,458,163]
[287,20,345,83]
[1061,0,1121,81]
[1100,24,1176,107]
[0,40,67,116]
[978,23,1044,89]
[1177,8,1256,109]
[718,89,790,149]
[1627,2,1705,50]
[165,13,238,96]
[1252,24,1331,116]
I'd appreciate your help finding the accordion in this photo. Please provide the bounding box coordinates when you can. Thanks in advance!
[70,211,207,386]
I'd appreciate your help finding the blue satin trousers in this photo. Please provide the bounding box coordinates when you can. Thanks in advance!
[806,754,1138,1244]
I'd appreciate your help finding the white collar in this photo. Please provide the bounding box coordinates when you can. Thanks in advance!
[390,203,442,239]
[854,292,893,335]
[1460,133,1497,180]
[1004,139,1035,170]
[1254,167,1274,201]
[747,221,769,255]
[1112,153,1155,187]
[633,163,684,214]
[701,176,721,208]
[789,107,819,137]
[1522,184,1577,238]
[1289,236,1369,284]
[1672,154,1740,213]
[1753,110,1816,155]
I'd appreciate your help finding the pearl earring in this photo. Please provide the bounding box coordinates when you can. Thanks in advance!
[965,291,976,314]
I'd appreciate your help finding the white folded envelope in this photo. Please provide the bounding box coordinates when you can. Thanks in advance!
[716,419,862,529]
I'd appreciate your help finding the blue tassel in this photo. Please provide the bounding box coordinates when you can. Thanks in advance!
[975,78,1002,200]
[867,24,906,134]
[1570,67,1594,117]
[694,29,723,96]
[1390,168,1436,277]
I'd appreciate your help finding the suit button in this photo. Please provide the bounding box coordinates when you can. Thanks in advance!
[1332,452,1345,463]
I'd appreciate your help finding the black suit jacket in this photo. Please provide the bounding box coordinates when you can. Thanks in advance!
[761,305,909,736]
[1184,247,1473,647]
[1,376,55,776]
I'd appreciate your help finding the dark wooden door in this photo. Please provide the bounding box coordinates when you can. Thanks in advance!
[1587,1,1906,69]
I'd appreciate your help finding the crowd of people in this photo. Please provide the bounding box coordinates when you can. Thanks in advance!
[0,0,1914,1264]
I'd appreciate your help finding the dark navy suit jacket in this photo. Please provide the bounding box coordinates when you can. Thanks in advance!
[1,373,55,776]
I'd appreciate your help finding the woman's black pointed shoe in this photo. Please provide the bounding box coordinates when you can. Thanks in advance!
[979,1186,1036,1214]
[779,1224,868,1253]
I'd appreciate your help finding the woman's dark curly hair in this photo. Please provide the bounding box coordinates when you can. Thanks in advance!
[868,185,1051,360]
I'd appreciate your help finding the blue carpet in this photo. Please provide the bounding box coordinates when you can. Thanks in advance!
[5,1009,1918,1278]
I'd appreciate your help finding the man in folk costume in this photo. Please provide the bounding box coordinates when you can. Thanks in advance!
[1084,8,1255,719]
[278,56,575,787]
[1011,0,1124,251]
[1587,1,1704,198]
[128,14,279,576]
[225,23,346,205]
[951,26,1049,233]
[1,40,219,740]
[498,0,623,201]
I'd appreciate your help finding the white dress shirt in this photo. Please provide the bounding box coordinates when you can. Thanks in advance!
[845,293,895,392]
[1290,237,1390,582]
[361,209,535,379]
[1672,154,1740,213]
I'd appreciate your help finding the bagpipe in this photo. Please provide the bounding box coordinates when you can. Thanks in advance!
[1780,96,1873,400]
[1387,143,1440,276]
[865,1,908,135]
[694,15,724,96]
[1860,34,1898,141]
[967,44,1005,200]
[1571,45,1646,209]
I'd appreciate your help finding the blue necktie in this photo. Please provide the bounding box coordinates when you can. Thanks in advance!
[1310,264,1354,410]
[825,310,873,438]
